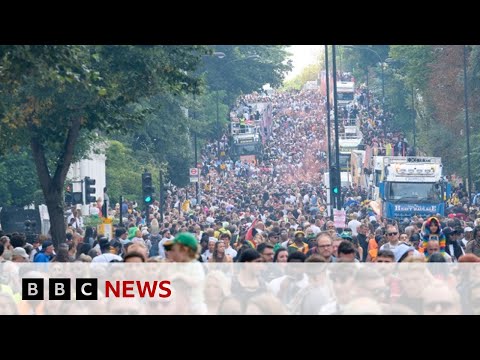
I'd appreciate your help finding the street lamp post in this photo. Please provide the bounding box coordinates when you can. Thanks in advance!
[366,67,370,116]
[324,45,335,214]
[344,45,386,136]
[212,53,261,160]
[332,45,342,210]
[463,45,472,206]
[193,85,200,204]
[216,89,220,159]
[411,85,416,154]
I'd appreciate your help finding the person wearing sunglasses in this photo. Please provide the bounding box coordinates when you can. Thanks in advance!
[379,224,401,252]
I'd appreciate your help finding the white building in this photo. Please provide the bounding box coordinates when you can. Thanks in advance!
[67,142,107,216]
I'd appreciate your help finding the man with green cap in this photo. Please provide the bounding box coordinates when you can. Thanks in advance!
[165,232,206,314]
[127,225,138,241]
[166,232,199,263]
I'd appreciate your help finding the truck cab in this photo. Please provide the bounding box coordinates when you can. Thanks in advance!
[375,157,451,219]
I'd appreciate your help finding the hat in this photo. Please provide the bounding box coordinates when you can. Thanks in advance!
[465,227,474,232]
[42,241,53,251]
[128,227,138,240]
[294,231,305,237]
[340,232,353,240]
[394,243,415,262]
[172,232,198,252]
[12,247,29,260]
[443,227,454,236]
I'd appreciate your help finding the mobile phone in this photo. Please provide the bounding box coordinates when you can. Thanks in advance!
[430,235,439,241]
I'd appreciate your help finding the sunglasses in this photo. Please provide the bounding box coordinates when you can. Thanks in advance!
[387,232,398,236]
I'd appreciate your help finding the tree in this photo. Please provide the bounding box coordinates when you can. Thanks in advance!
[202,45,293,103]
[283,63,321,90]
[105,140,145,205]
[0,151,41,207]
[0,45,208,247]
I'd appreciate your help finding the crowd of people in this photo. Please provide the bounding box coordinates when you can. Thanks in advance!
[1,77,480,314]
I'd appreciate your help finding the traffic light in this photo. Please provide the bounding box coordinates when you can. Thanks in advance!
[84,177,96,204]
[72,192,83,205]
[64,183,73,205]
[330,167,340,195]
[142,172,154,205]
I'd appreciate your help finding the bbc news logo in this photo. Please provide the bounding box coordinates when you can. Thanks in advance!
[22,279,172,300]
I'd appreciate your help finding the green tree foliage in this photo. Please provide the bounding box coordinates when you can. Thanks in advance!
[389,45,434,91]
[202,45,293,103]
[105,141,144,205]
[194,89,229,144]
[0,45,208,247]
[0,151,41,207]
[341,45,390,83]
[283,63,321,90]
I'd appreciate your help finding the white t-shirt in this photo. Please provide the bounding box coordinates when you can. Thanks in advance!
[267,274,309,297]
[347,220,362,236]
[91,253,123,263]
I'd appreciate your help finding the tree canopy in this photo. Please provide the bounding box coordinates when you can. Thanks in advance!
[0,45,208,246]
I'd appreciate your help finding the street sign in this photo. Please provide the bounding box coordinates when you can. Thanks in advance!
[190,177,199,183]
[333,209,346,228]
[189,168,199,177]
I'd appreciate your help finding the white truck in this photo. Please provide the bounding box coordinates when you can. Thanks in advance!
[371,156,451,220]
[336,81,355,106]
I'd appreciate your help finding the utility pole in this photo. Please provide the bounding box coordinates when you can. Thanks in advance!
[159,168,164,223]
[332,45,342,210]
[366,67,370,116]
[193,87,199,204]
[412,85,416,154]
[216,89,220,159]
[463,45,472,206]
[119,195,123,227]
[324,45,334,215]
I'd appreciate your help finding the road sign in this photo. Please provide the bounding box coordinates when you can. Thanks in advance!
[190,177,199,183]
[189,168,199,177]
[333,209,346,228]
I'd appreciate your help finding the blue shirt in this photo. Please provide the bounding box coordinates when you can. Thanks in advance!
[34,252,51,263]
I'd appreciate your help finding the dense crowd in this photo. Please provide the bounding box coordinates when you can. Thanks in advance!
[1,79,480,314]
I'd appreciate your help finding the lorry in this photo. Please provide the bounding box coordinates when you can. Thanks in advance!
[230,123,262,164]
[337,121,363,188]
[336,81,355,107]
[351,149,367,189]
[371,156,451,220]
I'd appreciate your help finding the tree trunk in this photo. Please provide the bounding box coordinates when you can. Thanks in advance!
[29,116,82,250]
[45,191,66,249]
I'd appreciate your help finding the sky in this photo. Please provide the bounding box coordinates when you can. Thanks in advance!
[285,45,322,80]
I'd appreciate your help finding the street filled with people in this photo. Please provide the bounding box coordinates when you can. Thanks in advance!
[1,76,480,315]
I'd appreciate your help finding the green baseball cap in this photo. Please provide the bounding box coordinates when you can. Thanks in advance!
[172,232,198,252]
[128,226,138,240]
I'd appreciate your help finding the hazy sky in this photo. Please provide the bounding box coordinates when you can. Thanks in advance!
[286,45,322,80]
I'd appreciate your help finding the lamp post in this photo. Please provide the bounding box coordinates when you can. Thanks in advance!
[216,88,220,159]
[193,87,199,204]
[463,45,472,206]
[332,45,342,210]
[344,45,386,137]
[212,53,261,159]
[411,85,416,154]
[324,45,335,214]
[212,52,226,160]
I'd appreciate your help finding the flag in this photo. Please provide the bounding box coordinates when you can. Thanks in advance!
[245,218,258,242]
